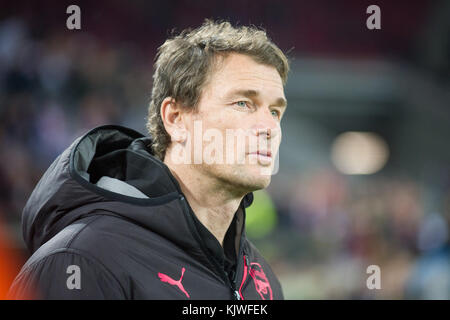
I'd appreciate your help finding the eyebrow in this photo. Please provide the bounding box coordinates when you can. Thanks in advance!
[226,89,287,108]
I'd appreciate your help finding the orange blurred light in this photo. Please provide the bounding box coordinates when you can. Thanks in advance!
[0,219,31,299]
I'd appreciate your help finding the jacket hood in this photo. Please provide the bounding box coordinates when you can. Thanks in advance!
[22,125,254,255]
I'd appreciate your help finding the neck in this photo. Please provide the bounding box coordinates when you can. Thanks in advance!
[165,162,244,247]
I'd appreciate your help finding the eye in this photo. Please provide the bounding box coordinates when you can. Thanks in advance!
[235,101,249,108]
[271,109,281,118]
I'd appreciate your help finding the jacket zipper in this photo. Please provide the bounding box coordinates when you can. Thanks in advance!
[238,254,248,300]
[232,207,247,300]
[179,195,241,300]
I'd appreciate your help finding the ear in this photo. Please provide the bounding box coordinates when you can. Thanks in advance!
[160,97,187,142]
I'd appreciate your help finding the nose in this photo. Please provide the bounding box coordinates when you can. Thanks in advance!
[251,109,280,140]
[253,127,273,139]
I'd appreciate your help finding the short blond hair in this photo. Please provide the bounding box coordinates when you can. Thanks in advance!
[146,19,289,161]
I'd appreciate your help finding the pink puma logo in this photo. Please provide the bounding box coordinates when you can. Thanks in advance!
[158,267,190,298]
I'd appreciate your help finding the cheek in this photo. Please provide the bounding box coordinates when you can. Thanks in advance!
[206,111,243,132]
[191,110,225,135]
[274,135,282,152]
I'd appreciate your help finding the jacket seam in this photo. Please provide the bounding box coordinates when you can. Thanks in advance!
[24,215,126,298]
[21,247,128,298]
[65,215,102,249]
[63,214,127,298]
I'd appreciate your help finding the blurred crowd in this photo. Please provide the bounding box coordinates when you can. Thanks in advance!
[0,18,151,225]
[263,169,450,299]
[1,9,449,299]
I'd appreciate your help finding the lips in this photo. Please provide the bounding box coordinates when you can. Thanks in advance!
[255,150,272,158]
[247,150,273,166]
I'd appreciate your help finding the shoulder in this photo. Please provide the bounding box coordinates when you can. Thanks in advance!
[28,211,162,267]
[10,214,138,299]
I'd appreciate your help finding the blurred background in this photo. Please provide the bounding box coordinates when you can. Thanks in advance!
[0,0,449,299]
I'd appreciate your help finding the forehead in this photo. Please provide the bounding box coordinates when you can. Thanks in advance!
[205,53,285,99]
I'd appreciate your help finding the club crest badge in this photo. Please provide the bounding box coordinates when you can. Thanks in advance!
[249,262,273,300]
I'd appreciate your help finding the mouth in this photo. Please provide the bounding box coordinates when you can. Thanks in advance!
[247,150,273,165]
[256,150,272,158]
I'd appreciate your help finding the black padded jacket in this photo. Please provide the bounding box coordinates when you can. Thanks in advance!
[8,125,284,300]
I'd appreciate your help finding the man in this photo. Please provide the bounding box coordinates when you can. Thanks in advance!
[8,19,289,299]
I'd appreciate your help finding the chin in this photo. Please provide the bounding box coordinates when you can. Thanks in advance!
[254,174,272,189]
[205,163,273,193]
[234,166,273,191]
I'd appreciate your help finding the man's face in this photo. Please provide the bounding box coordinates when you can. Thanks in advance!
[183,53,287,194]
